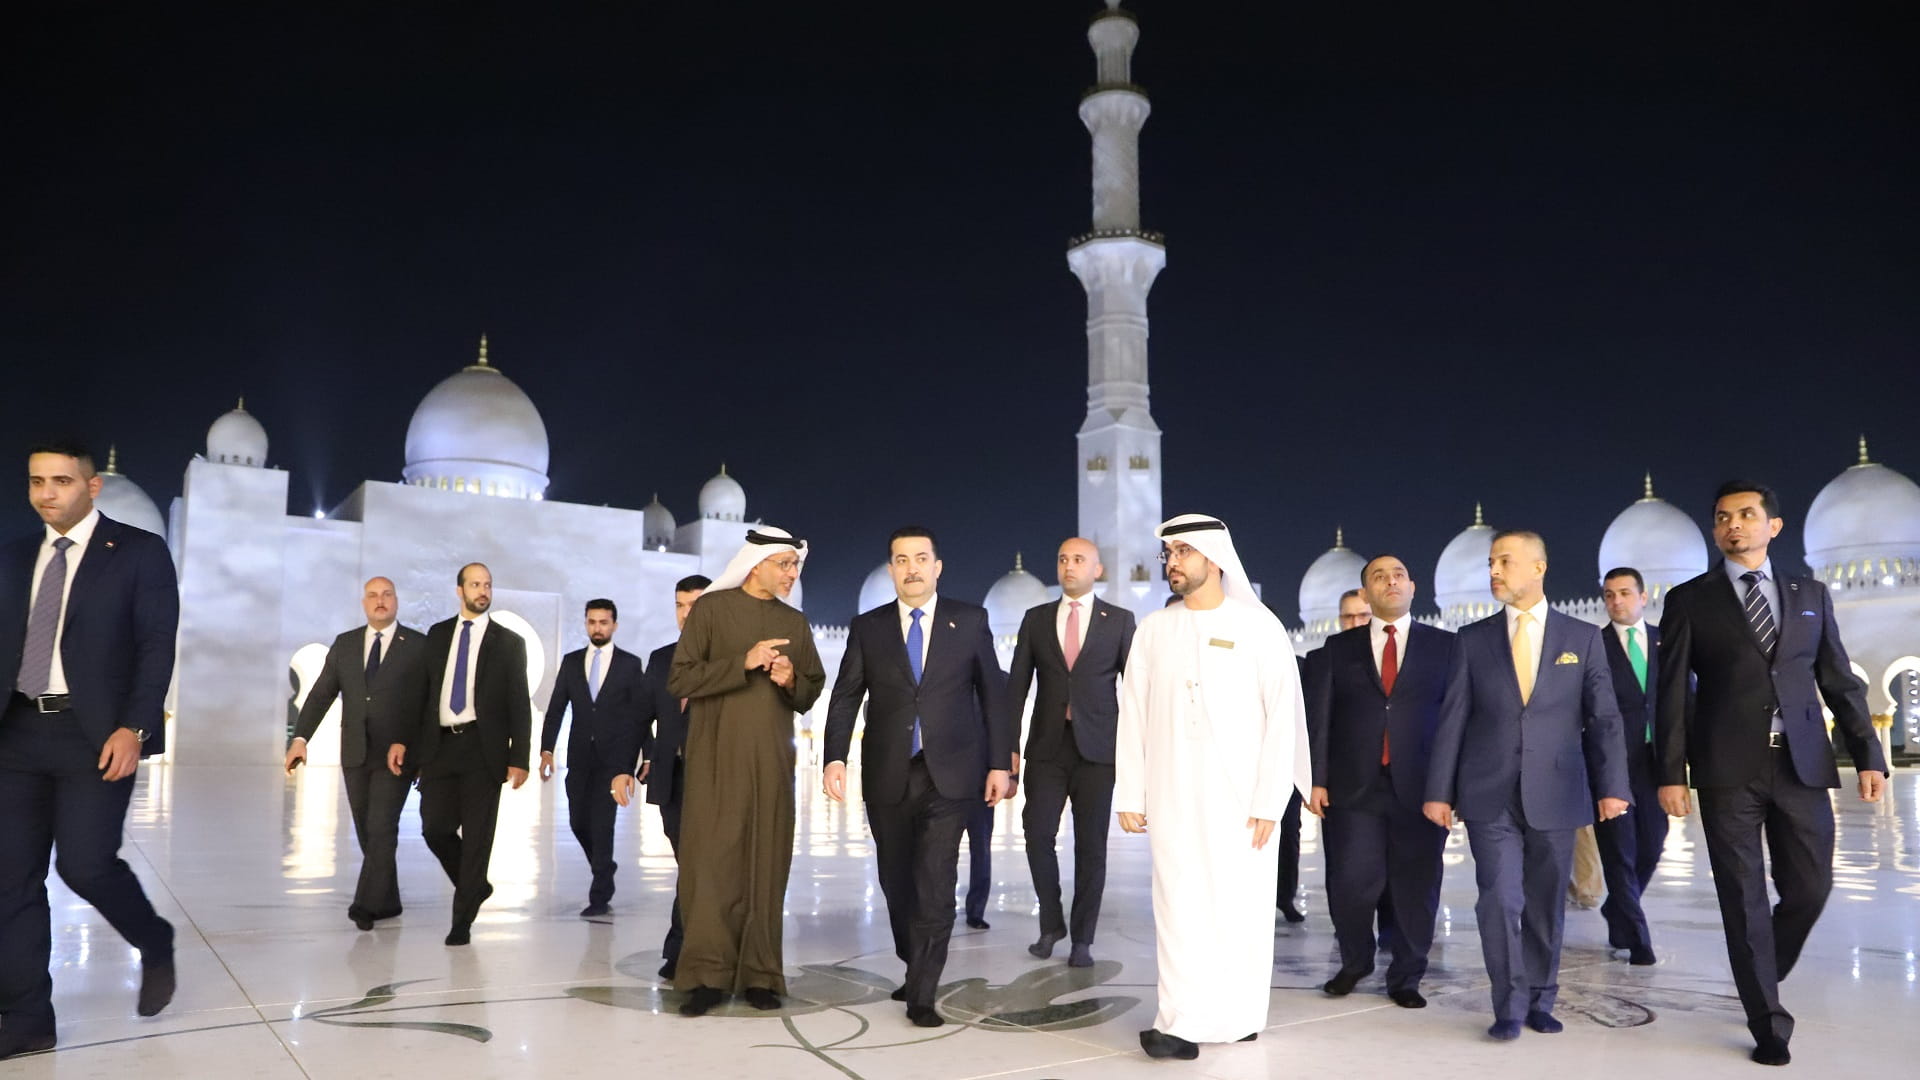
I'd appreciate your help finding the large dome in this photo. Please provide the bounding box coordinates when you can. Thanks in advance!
[985,554,1052,636]
[1433,503,1497,620]
[642,494,677,550]
[1803,437,1920,573]
[1297,528,1365,628]
[94,446,167,537]
[402,336,550,499]
[207,398,268,466]
[698,464,746,521]
[858,562,896,613]
[1597,474,1709,595]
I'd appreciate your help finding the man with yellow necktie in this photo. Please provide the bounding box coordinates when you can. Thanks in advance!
[1424,530,1629,1042]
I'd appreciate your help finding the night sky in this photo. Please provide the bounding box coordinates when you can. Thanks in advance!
[7,1,1915,626]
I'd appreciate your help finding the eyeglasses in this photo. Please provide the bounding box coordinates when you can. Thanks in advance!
[1156,545,1198,564]
[769,558,801,572]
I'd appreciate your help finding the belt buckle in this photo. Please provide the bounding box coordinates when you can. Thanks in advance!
[1767,731,1786,749]
[34,695,65,715]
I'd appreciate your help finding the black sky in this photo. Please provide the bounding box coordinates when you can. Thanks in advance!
[5,1,1915,625]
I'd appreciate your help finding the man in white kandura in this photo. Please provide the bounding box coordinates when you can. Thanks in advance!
[1115,513,1311,1060]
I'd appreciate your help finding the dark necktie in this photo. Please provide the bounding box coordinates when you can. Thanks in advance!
[17,536,75,699]
[366,630,384,684]
[1379,624,1398,765]
[1741,571,1777,657]
[908,608,924,755]
[450,620,474,714]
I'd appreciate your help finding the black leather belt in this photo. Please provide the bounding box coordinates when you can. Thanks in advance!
[444,722,476,736]
[16,693,72,714]
[1768,731,1788,749]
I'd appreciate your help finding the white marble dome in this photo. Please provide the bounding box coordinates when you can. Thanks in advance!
[207,398,268,466]
[698,464,746,521]
[402,336,550,499]
[858,562,896,614]
[1433,504,1497,619]
[1597,474,1709,595]
[93,446,167,537]
[1804,438,1920,573]
[642,494,676,550]
[985,554,1051,636]
[1297,528,1366,628]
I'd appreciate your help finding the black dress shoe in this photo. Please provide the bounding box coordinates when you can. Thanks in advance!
[1139,1028,1199,1060]
[1751,1038,1791,1066]
[1068,943,1094,968]
[138,961,177,1017]
[1526,1010,1563,1034]
[657,959,677,980]
[1279,902,1306,924]
[679,986,725,1017]
[0,1029,56,1059]
[907,1005,945,1028]
[1238,1032,1259,1042]
[743,987,782,1011]
[890,985,908,1002]
[351,910,375,932]
[1487,1019,1522,1041]
[444,924,471,947]
[966,916,990,930]
[1389,987,1427,1009]
[1028,932,1065,959]
[1628,946,1657,966]
[1322,968,1367,996]
[580,903,611,918]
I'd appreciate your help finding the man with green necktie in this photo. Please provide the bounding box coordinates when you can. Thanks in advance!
[1593,567,1667,965]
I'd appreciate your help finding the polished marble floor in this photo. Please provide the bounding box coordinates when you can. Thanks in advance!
[11,762,1918,1078]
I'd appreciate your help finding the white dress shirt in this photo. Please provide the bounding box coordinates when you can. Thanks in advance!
[584,642,611,698]
[1504,597,1551,686]
[897,594,938,669]
[1609,619,1649,658]
[26,508,100,696]
[438,612,491,726]
[1055,593,1093,656]
[1368,613,1413,675]
[364,623,397,673]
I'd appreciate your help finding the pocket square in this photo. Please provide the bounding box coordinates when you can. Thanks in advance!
[1554,652,1580,665]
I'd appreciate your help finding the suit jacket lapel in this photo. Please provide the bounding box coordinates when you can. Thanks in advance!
[923,606,956,678]
[61,519,118,632]
[1773,575,1806,658]
[1712,563,1775,663]
[882,608,917,685]
[1357,629,1387,699]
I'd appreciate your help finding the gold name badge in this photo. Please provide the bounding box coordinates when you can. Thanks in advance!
[1208,638,1236,649]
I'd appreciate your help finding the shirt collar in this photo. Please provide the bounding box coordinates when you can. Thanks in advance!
[1725,557,1775,586]
[1369,613,1411,636]
[1060,593,1091,611]
[45,507,101,550]
[459,612,491,632]
[1504,597,1550,628]
[1609,618,1647,634]
[898,594,938,620]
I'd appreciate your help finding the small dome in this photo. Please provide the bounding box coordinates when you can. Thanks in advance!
[93,446,167,537]
[642,494,677,549]
[1433,503,1497,619]
[1297,527,1366,627]
[698,463,746,521]
[207,398,268,467]
[402,336,550,498]
[985,553,1051,636]
[858,562,896,613]
[1803,437,1920,572]
[1597,473,1709,595]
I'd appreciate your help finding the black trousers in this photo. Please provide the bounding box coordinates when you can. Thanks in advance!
[1323,771,1446,991]
[657,758,685,963]
[1021,736,1114,944]
[0,699,173,1036]
[343,758,414,918]
[564,742,625,907]
[1594,764,1666,952]
[1696,747,1835,1045]
[964,800,991,922]
[867,756,974,1008]
[418,729,503,928]
[1276,788,1302,910]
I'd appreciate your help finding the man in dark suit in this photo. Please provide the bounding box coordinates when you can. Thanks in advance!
[823,527,1012,1028]
[401,562,531,946]
[1006,537,1135,967]
[0,443,180,1058]
[1655,482,1886,1067]
[1593,567,1666,966]
[614,573,709,979]
[285,576,429,931]
[1424,529,1629,1041]
[1309,556,1455,1009]
[540,598,649,917]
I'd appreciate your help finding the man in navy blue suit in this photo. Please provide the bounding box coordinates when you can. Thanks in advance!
[0,443,181,1058]
[1592,567,1666,965]
[1309,556,1455,1008]
[823,526,1012,1028]
[540,599,650,917]
[1425,529,1628,1042]
[1655,482,1886,1067]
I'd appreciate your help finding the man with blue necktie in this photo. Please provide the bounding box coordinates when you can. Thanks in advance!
[1592,567,1665,965]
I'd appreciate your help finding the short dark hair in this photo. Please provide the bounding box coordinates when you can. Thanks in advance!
[1339,588,1364,603]
[1491,529,1548,560]
[888,525,939,559]
[456,562,489,587]
[1602,567,1645,593]
[1713,480,1781,519]
[1360,553,1409,584]
[585,598,618,620]
[27,440,96,475]
[675,574,711,593]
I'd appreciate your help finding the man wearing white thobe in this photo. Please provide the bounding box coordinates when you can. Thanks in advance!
[1116,514,1310,1060]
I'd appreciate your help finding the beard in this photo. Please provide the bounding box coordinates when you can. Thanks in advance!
[467,595,491,614]
[1169,563,1211,597]
[588,632,611,646]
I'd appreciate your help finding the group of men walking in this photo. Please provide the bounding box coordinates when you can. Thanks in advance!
[0,441,1892,1071]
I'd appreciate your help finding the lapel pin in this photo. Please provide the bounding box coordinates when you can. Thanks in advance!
[105,540,116,549]
[948,620,957,629]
